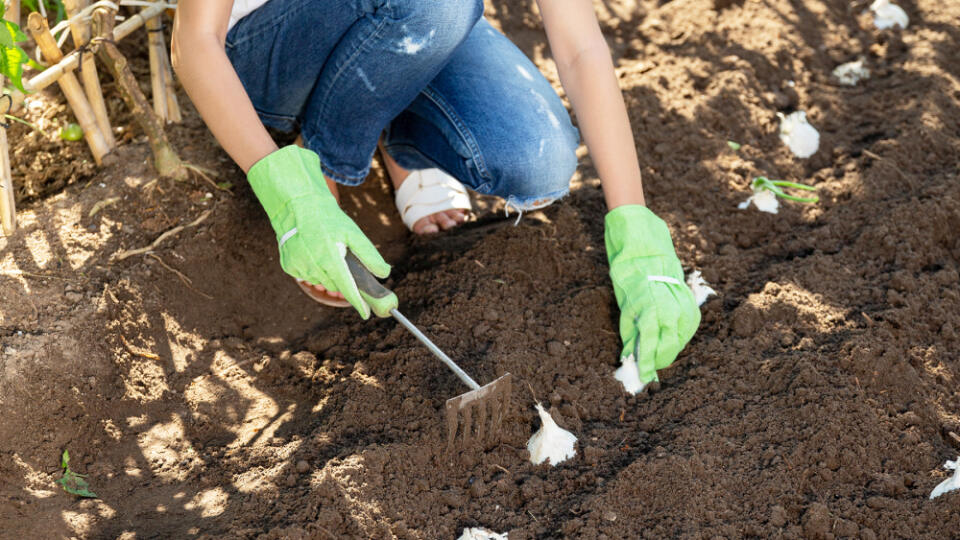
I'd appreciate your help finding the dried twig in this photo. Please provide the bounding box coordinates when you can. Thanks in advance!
[146,253,214,300]
[183,163,229,192]
[113,209,211,261]
[525,381,540,404]
[88,196,121,217]
[120,335,160,360]
[0,270,79,282]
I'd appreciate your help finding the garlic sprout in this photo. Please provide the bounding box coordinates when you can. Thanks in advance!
[740,176,818,214]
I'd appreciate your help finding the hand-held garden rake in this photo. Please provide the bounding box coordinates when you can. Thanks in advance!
[346,253,512,451]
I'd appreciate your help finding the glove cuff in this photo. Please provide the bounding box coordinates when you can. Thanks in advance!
[247,145,332,219]
[604,205,677,262]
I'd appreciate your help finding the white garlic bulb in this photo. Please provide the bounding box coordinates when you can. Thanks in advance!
[930,458,960,500]
[458,528,509,540]
[527,403,577,465]
[832,59,870,86]
[738,187,780,214]
[870,0,909,30]
[778,111,820,159]
[686,270,718,307]
[614,354,646,395]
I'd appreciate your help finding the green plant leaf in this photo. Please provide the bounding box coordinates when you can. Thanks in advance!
[1,21,25,48]
[0,45,29,92]
[56,471,98,498]
[727,140,741,151]
[57,450,98,498]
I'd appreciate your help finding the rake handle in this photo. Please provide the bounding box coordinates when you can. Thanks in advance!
[345,251,482,391]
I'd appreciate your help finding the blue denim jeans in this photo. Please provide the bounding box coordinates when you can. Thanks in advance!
[225,0,579,210]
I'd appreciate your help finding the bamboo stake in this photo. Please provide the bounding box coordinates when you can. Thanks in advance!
[8,2,168,112]
[0,0,15,233]
[27,13,110,165]
[144,14,168,121]
[4,0,19,25]
[0,113,15,236]
[92,8,186,181]
[62,0,116,149]
[158,21,182,123]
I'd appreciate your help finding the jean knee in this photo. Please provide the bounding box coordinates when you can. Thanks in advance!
[381,0,483,56]
[488,134,578,211]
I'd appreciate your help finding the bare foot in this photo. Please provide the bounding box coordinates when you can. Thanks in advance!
[380,143,468,235]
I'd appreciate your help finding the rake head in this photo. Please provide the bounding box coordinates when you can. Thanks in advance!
[444,373,513,451]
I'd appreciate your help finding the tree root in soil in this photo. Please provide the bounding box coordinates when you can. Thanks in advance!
[92,8,188,182]
[112,209,211,262]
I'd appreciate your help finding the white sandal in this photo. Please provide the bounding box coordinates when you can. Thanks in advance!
[394,168,472,231]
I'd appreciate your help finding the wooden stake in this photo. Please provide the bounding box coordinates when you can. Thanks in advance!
[3,0,19,25]
[158,22,182,123]
[144,14,168,122]
[10,3,167,114]
[27,13,110,165]
[62,0,116,149]
[0,119,15,236]
[0,0,15,233]
[92,8,186,181]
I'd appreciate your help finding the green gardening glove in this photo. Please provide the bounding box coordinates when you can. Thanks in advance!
[605,205,700,389]
[247,145,398,319]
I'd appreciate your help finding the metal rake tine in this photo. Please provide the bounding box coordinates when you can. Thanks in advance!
[445,401,458,452]
[461,403,473,448]
[475,399,487,443]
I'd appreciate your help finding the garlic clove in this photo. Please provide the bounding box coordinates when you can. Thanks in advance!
[686,270,717,307]
[739,188,780,214]
[778,111,820,159]
[614,354,646,394]
[751,188,780,213]
[527,403,577,465]
[930,458,960,500]
[870,0,908,29]
[458,527,509,540]
[832,58,870,86]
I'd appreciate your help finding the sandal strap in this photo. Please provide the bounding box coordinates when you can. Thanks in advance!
[394,169,472,231]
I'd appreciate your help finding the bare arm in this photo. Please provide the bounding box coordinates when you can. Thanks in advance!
[535,0,645,209]
[171,0,277,172]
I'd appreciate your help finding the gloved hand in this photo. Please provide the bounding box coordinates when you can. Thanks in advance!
[247,145,397,319]
[605,205,700,387]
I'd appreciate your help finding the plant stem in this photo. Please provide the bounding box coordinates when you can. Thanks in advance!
[3,114,42,133]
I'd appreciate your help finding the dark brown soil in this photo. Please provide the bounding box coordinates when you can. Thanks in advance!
[3,1,960,538]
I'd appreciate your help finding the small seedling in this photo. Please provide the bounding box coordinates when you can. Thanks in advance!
[56,449,98,498]
[727,140,742,151]
[751,176,819,203]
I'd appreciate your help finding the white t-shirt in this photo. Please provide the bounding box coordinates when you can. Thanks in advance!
[228,0,269,31]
